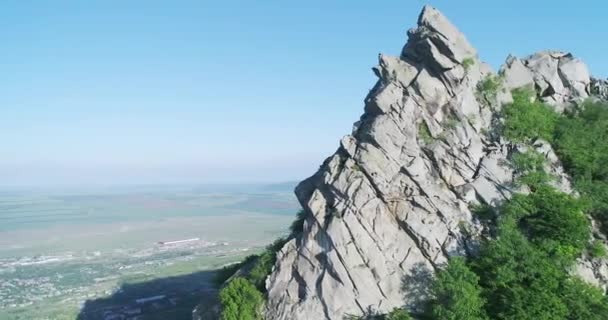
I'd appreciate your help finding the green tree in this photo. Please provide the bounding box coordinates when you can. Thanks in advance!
[473,224,568,320]
[385,308,412,320]
[502,88,557,142]
[553,100,608,232]
[511,151,553,189]
[561,277,608,320]
[503,186,589,260]
[554,100,608,181]
[430,257,487,320]
[469,183,590,320]
[217,237,287,318]
[219,277,264,320]
[248,237,287,290]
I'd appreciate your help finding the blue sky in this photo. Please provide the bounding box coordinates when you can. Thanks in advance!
[1,0,606,186]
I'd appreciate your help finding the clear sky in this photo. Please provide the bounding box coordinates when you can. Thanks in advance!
[1,0,607,187]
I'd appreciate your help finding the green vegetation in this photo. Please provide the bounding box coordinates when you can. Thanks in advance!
[553,100,608,232]
[473,224,572,319]
[477,74,502,102]
[428,183,605,319]
[248,238,287,290]
[444,113,459,130]
[218,233,289,318]
[502,88,557,142]
[469,203,494,221]
[589,240,608,258]
[462,57,475,72]
[426,91,608,320]
[511,150,553,189]
[560,277,608,320]
[344,308,412,320]
[429,257,486,320]
[289,209,307,234]
[215,262,245,286]
[385,308,412,320]
[499,186,589,262]
[418,121,434,144]
[344,310,383,320]
[219,277,264,320]
[215,255,258,286]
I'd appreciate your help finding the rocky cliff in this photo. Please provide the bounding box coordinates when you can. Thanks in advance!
[263,5,605,320]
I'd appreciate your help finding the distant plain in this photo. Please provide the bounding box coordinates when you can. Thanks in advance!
[0,183,299,319]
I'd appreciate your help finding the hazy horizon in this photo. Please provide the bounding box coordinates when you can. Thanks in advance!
[0,161,312,187]
[0,180,300,192]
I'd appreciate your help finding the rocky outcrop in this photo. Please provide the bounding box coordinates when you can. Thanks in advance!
[501,51,591,111]
[261,6,608,320]
[265,6,509,319]
[592,77,608,100]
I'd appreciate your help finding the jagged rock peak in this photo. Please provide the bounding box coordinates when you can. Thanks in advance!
[261,5,605,320]
[401,5,477,76]
[264,6,506,320]
[413,6,476,60]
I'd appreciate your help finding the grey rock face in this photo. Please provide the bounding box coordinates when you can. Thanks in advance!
[576,251,608,293]
[262,6,607,320]
[265,6,510,319]
[591,77,608,100]
[500,51,591,111]
[501,55,535,90]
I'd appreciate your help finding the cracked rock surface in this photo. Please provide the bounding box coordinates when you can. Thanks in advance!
[501,51,591,111]
[262,5,608,320]
[266,6,508,319]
